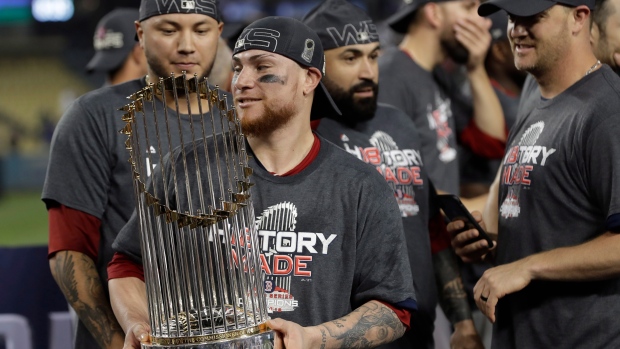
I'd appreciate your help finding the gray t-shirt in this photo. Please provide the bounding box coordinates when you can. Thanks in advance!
[516,74,540,122]
[113,133,417,328]
[379,47,461,195]
[316,104,435,349]
[494,66,620,349]
[42,77,225,349]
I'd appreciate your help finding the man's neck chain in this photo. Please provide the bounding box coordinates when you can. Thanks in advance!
[586,60,601,76]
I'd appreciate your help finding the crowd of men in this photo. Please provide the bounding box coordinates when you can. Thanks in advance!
[43,0,620,348]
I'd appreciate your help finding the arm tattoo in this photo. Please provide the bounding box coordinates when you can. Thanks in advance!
[52,251,124,348]
[433,249,471,324]
[320,301,405,348]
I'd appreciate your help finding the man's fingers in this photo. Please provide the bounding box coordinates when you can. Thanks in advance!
[267,318,285,331]
[470,210,483,223]
[485,293,498,323]
[267,319,285,349]
[124,323,150,349]
[447,219,466,236]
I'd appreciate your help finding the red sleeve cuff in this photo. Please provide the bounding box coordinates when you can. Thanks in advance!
[377,300,412,331]
[48,204,101,260]
[429,212,452,255]
[460,120,506,159]
[107,252,145,282]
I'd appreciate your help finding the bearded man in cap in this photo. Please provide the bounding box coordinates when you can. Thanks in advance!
[379,0,507,203]
[43,1,224,348]
[302,1,484,348]
[86,8,148,86]
[449,0,620,348]
[108,15,416,349]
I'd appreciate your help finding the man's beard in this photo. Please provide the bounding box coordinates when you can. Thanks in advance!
[145,49,214,81]
[442,37,470,65]
[241,102,296,138]
[322,77,378,125]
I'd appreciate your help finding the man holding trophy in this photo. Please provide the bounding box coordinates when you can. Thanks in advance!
[108,16,417,349]
[43,1,224,348]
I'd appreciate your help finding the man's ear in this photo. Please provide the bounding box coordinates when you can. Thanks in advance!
[135,21,145,49]
[303,67,322,96]
[423,2,443,29]
[571,5,591,35]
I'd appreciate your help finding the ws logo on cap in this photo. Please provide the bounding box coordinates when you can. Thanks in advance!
[153,0,217,16]
[326,20,378,47]
[235,28,281,52]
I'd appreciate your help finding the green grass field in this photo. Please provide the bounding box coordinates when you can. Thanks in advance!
[0,191,48,246]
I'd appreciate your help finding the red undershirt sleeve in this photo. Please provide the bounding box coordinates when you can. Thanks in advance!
[429,212,452,255]
[377,300,412,331]
[107,252,145,282]
[459,120,507,159]
[48,204,101,261]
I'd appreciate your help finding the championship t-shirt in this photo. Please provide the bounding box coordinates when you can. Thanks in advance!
[113,133,417,328]
[494,65,620,349]
[378,47,460,195]
[317,104,436,348]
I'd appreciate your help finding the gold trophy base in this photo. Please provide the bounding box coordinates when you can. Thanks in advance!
[141,329,274,349]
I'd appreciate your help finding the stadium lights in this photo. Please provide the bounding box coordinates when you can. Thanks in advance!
[32,0,74,22]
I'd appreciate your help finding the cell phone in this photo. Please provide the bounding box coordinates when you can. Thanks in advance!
[437,194,494,247]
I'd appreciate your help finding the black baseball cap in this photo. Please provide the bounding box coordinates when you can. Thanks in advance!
[86,8,139,74]
[138,0,220,22]
[478,0,595,17]
[233,16,341,120]
[387,0,452,33]
[302,0,379,51]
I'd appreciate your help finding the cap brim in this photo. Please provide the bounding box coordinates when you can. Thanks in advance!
[311,81,341,121]
[85,47,132,73]
[386,3,418,34]
[478,0,556,17]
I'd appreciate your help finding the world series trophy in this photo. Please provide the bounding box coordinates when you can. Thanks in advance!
[119,73,274,348]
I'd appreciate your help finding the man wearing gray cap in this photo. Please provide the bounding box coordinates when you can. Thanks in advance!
[43,1,224,348]
[86,8,148,86]
[108,15,416,349]
[450,1,620,348]
[302,1,484,348]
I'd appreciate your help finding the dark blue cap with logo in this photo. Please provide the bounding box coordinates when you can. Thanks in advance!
[302,0,379,50]
[86,8,139,73]
[138,0,220,22]
[233,16,341,120]
[479,0,595,17]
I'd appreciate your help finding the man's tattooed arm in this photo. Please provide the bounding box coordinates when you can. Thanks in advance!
[50,251,125,349]
[433,248,471,324]
[433,249,485,348]
[314,300,406,348]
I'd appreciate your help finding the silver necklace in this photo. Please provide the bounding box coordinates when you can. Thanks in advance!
[585,60,601,76]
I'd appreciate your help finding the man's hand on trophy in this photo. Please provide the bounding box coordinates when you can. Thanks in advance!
[123,322,151,349]
[267,318,317,349]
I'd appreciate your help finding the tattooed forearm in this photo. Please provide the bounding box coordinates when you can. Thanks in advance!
[317,300,405,348]
[433,248,471,324]
[50,251,125,348]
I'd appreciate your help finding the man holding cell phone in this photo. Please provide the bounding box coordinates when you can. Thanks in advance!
[449,0,620,348]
